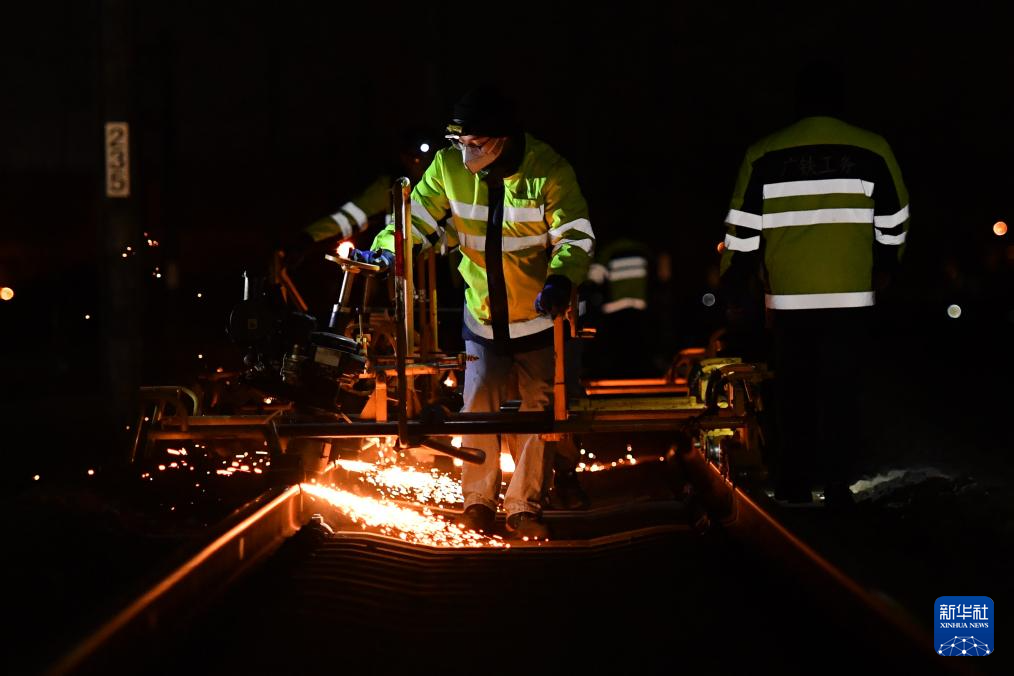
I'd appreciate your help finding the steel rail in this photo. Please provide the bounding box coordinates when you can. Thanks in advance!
[47,485,303,676]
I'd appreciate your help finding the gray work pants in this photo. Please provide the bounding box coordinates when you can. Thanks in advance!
[461,340,554,517]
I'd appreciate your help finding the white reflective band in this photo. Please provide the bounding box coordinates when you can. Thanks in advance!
[608,268,647,281]
[457,232,549,252]
[764,208,874,228]
[766,291,874,310]
[463,306,554,339]
[341,201,369,228]
[552,237,594,255]
[458,232,485,250]
[874,204,909,229]
[503,233,549,251]
[548,218,594,241]
[549,218,595,255]
[608,256,647,271]
[726,209,762,230]
[330,211,354,239]
[504,204,545,222]
[587,263,608,285]
[603,298,647,314]
[763,179,874,199]
[450,200,489,221]
[724,233,760,252]
[875,230,907,245]
[411,200,440,229]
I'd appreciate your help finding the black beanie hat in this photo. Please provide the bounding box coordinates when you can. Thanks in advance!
[447,85,521,137]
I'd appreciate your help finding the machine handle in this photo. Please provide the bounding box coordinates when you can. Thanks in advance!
[416,436,486,465]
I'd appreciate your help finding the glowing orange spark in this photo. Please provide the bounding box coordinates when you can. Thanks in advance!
[301,483,507,548]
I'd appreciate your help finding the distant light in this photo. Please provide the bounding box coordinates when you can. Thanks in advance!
[126,246,132,251]
[263,397,274,405]
[33,474,40,481]
[197,353,204,359]
[450,436,462,448]
[0,287,13,301]
[87,469,95,476]
[994,221,1008,236]
[84,314,91,320]
[716,241,726,253]
[947,304,962,319]
[337,241,355,258]
[196,292,203,298]
[453,458,464,467]
[121,253,128,258]
[419,143,430,153]
[701,292,716,307]
[154,273,162,279]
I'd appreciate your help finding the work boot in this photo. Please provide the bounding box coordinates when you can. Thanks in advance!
[550,468,590,510]
[505,512,550,540]
[457,504,495,533]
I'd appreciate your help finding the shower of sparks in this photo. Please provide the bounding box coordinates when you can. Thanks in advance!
[334,458,463,506]
[575,452,642,473]
[217,451,269,476]
[142,446,270,480]
[301,483,508,548]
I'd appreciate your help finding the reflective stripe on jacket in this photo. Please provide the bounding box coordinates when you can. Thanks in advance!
[304,174,393,242]
[588,238,650,315]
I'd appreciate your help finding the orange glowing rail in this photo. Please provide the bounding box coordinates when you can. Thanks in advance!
[50,485,303,676]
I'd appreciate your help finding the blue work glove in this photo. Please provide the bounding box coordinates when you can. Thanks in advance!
[534,274,572,317]
[350,249,395,271]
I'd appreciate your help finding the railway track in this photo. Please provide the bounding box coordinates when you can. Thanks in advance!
[46,455,971,676]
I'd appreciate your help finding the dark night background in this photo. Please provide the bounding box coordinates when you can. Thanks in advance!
[0,1,1012,672]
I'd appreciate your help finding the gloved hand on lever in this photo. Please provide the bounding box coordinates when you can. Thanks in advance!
[534,274,572,317]
[349,248,396,272]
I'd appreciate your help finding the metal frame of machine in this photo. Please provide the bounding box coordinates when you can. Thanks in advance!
[130,178,771,485]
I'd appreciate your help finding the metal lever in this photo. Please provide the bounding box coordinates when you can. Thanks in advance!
[416,436,486,465]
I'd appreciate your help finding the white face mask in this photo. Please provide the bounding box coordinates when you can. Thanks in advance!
[461,137,506,174]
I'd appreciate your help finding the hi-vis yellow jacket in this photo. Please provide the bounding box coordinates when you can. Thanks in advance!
[721,116,909,310]
[372,134,594,342]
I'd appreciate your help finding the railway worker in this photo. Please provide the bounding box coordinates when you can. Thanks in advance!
[584,235,655,379]
[351,85,595,538]
[275,127,437,325]
[719,60,910,508]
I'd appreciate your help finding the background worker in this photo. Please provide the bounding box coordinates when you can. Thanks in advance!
[719,60,910,508]
[277,128,436,320]
[584,236,655,379]
[351,85,594,538]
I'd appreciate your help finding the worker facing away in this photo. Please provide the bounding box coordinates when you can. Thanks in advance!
[352,85,595,538]
[719,59,910,508]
